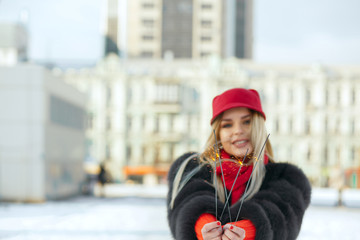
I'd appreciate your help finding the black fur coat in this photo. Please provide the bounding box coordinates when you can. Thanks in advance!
[167,152,312,240]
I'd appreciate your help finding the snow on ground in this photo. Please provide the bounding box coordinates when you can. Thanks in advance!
[0,197,170,240]
[299,206,360,240]
[1,196,360,240]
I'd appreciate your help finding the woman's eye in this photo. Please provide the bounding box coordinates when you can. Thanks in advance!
[221,124,232,128]
[244,120,251,125]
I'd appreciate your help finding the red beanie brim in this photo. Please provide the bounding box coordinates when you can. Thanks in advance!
[210,88,266,124]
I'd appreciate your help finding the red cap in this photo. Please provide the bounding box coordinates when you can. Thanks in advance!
[210,88,266,124]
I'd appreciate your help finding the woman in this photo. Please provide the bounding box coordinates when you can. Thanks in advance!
[167,88,311,240]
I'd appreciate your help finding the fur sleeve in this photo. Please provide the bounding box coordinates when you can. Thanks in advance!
[224,163,312,240]
[167,152,217,240]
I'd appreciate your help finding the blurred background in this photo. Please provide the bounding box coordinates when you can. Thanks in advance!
[0,0,360,203]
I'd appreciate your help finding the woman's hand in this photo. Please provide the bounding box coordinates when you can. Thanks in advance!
[201,221,223,240]
[221,224,246,240]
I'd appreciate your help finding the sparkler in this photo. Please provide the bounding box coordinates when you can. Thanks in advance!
[213,140,218,220]
[213,130,232,221]
[234,134,270,222]
[218,148,249,221]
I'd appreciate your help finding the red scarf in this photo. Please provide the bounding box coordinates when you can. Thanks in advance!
[216,150,268,205]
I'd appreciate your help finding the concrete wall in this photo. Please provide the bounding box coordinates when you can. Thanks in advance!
[44,70,86,199]
[0,64,85,201]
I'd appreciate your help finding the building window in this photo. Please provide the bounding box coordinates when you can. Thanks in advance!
[142,3,154,8]
[351,118,355,135]
[201,4,212,10]
[336,147,341,163]
[337,88,341,105]
[154,115,159,133]
[127,116,132,131]
[289,118,293,133]
[289,88,294,104]
[106,116,111,130]
[127,87,132,103]
[307,148,312,163]
[275,87,280,104]
[325,89,329,105]
[169,114,175,133]
[142,146,147,160]
[200,36,212,42]
[155,84,180,103]
[335,118,339,134]
[142,35,154,41]
[187,116,191,132]
[200,52,210,57]
[106,85,112,106]
[142,19,155,27]
[107,18,118,39]
[304,118,310,134]
[201,20,212,28]
[142,115,146,130]
[351,146,357,166]
[258,90,266,103]
[126,145,132,164]
[140,51,154,58]
[321,147,328,166]
[324,118,328,133]
[50,95,85,130]
[169,143,175,161]
[105,143,111,159]
[305,87,311,105]
[87,113,94,129]
[275,118,279,133]
[323,145,328,161]
[177,2,192,13]
[288,146,293,160]
[351,88,356,104]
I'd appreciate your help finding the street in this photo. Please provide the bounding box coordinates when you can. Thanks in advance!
[0,196,360,240]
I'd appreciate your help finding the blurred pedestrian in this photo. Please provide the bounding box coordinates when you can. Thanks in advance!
[98,163,109,197]
[167,88,311,240]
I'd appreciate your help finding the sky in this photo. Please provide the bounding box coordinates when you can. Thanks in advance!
[0,0,103,65]
[254,0,360,65]
[0,0,359,66]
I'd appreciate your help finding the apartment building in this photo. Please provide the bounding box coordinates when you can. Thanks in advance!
[104,0,253,59]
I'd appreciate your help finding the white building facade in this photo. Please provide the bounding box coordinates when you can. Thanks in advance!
[63,55,360,187]
[0,64,86,201]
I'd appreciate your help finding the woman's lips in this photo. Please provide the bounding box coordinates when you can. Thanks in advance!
[232,140,248,148]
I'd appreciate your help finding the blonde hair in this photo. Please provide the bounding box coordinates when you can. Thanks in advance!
[170,111,274,209]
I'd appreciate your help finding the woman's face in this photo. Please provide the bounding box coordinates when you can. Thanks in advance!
[219,107,253,158]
